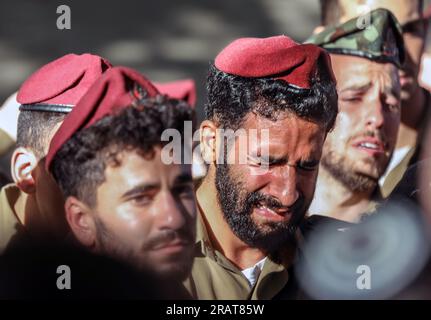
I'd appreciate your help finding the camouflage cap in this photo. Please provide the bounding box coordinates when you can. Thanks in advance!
[306,8,405,68]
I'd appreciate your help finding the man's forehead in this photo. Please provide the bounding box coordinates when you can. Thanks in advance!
[339,0,421,25]
[331,55,398,89]
[104,149,191,183]
[240,113,326,155]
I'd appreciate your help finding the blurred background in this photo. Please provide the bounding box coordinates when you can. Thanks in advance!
[0,0,322,122]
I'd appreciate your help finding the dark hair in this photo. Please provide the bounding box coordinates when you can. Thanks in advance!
[51,95,194,207]
[205,63,338,132]
[16,111,67,159]
[319,0,424,26]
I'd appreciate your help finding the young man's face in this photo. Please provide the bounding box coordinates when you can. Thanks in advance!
[338,0,426,102]
[322,54,401,192]
[86,147,196,280]
[214,113,327,252]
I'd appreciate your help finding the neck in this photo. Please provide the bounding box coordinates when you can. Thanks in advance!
[308,166,374,223]
[196,167,266,270]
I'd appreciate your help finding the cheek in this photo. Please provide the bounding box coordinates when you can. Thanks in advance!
[332,110,356,142]
[230,164,272,192]
[100,203,153,239]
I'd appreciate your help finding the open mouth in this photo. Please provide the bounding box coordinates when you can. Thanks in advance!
[352,138,385,156]
[254,204,290,222]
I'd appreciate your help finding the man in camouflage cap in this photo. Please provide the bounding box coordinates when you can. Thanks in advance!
[316,0,430,199]
[307,8,405,223]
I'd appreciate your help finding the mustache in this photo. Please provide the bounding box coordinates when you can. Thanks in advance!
[246,191,304,214]
[142,228,194,251]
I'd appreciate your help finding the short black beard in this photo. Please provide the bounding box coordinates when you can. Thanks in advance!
[214,162,305,253]
[93,217,192,281]
[321,150,377,193]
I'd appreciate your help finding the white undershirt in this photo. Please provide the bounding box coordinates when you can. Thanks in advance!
[241,257,267,288]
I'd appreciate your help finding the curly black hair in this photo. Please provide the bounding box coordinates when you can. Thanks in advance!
[51,95,194,207]
[205,62,338,132]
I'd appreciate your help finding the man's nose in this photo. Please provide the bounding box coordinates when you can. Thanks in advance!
[155,191,187,230]
[268,166,299,207]
[365,97,385,130]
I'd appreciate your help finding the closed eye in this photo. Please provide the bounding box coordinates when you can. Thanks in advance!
[298,160,319,171]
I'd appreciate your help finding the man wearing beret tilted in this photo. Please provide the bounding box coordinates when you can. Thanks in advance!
[183,35,338,299]
[45,67,196,291]
[307,9,405,223]
[0,53,111,252]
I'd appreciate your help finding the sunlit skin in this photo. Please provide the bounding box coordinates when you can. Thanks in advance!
[68,148,196,280]
[337,0,427,133]
[198,113,327,269]
[309,54,401,222]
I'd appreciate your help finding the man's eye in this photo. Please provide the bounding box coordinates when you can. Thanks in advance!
[175,185,195,199]
[387,103,401,113]
[298,162,319,172]
[342,96,362,103]
[403,20,426,36]
[130,195,153,206]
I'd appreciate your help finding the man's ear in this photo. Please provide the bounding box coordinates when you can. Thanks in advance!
[200,120,218,164]
[11,147,37,194]
[313,25,325,34]
[64,196,97,249]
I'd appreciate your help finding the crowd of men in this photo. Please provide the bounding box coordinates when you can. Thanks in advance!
[0,0,431,299]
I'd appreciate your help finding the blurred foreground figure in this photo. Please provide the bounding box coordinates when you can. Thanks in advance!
[308,9,405,223]
[297,198,430,299]
[318,0,430,198]
[0,241,165,299]
[184,35,338,299]
[46,67,196,296]
[0,54,111,253]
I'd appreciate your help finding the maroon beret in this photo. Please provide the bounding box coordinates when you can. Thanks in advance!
[17,53,112,113]
[214,35,335,89]
[154,79,197,107]
[46,66,159,170]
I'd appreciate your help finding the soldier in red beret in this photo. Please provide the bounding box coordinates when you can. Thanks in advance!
[46,67,196,285]
[155,78,197,107]
[183,35,338,299]
[0,53,111,253]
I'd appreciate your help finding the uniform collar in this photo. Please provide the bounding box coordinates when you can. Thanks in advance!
[194,197,298,299]
[0,183,27,226]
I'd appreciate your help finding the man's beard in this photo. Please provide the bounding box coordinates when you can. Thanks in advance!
[321,148,378,193]
[215,163,306,253]
[93,217,193,281]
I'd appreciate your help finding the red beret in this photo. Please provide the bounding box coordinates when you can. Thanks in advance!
[154,79,197,107]
[214,35,335,89]
[17,53,112,113]
[46,66,159,170]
